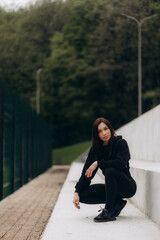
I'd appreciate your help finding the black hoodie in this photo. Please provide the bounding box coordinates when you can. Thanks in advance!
[75,136,131,194]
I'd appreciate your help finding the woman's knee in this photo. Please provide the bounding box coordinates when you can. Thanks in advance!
[126,180,137,198]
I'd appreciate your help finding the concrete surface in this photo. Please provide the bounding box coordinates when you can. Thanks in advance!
[116,105,160,226]
[42,161,160,240]
[116,104,160,162]
[130,165,160,226]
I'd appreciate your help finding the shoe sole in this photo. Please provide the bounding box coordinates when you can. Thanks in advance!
[94,217,116,223]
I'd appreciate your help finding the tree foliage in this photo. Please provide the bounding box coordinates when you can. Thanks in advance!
[0,0,159,147]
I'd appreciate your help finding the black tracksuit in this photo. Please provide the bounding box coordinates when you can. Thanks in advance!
[75,136,137,212]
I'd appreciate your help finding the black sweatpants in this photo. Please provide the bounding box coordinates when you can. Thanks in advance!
[79,168,137,212]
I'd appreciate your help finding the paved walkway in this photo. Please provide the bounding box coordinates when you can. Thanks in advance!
[42,161,160,240]
[0,166,70,240]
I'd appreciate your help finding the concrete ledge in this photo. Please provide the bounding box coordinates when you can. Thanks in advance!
[130,165,160,226]
[131,160,160,172]
[116,105,160,227]
[42,162,160,240]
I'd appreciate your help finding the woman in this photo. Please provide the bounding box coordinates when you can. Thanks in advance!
[73,117,137,222]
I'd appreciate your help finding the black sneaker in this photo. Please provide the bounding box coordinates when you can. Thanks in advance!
[94,207,116,222]
[112,200,127,217]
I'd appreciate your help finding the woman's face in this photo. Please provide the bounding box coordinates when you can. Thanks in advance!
[98,122,111,145]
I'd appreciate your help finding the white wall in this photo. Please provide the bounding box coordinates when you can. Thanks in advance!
[130,167,160,226]
[116,105,160,162]
[116,105,160,226]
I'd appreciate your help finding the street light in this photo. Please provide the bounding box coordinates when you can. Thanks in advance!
[121,13,157,116]
[36,68,42,114]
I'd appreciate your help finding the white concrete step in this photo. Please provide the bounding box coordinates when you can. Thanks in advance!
[131,159,160,172]
[130,163,160,226]
[42,162,160,240]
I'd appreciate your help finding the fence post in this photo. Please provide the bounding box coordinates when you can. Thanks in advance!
[11,92,15,193]
[0,80,52,200]
[0,80,4,200]
[20,99,23,186]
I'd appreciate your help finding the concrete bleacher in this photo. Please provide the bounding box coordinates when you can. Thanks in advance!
[116,104,160,226]
[42,105,160,239]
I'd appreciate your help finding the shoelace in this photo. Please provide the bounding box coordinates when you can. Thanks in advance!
[98,205,104,212]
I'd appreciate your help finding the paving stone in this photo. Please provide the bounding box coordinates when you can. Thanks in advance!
[0,165,70,240]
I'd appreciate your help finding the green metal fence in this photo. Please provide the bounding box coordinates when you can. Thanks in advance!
[0,79,52,200]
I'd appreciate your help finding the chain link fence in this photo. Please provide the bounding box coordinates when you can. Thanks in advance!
[0,79,52,200]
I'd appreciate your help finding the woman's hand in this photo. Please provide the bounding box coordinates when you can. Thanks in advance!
[73,192,80,209]
[85,161,98,178]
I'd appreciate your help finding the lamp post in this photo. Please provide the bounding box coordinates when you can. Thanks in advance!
[36,68,42,114]
[121,13,157,116]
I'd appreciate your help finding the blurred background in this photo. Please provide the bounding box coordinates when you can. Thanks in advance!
[0,0,160,163]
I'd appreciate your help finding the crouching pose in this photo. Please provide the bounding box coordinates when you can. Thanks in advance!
[73,117,137,222]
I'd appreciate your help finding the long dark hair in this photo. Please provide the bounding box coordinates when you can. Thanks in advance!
[92,117,116,160]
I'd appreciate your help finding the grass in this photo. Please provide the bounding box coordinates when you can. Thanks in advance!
[52,140,91,165]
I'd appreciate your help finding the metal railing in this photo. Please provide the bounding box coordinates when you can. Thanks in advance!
[0,79,52,200]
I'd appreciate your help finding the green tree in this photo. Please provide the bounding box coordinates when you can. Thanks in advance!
[42,0,159,147]
[0,0,159,147]
[0,0,66,104]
